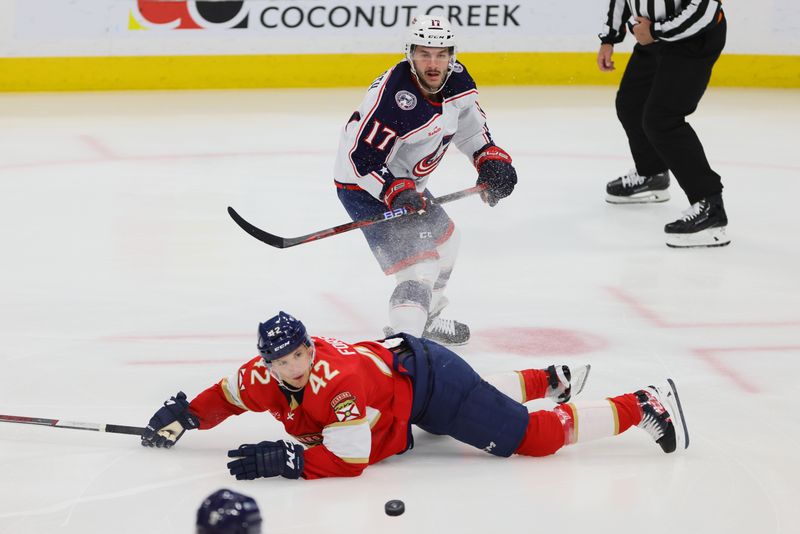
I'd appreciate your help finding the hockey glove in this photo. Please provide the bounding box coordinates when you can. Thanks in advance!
[381,178,426,212]
[141,391,200,449]
[474,144,517,207]
[226,440,304,480]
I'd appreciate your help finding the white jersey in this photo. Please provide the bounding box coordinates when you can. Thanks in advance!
[333,60,494,200]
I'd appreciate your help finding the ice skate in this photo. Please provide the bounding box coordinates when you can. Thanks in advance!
[545,364,591,403]
[665,194,730,248]
[422,297,470,346]
[606,169,670,204]
[382,326,396,338]
[635,379,689,453]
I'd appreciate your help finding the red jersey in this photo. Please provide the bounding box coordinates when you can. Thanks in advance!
[188,336,414,479]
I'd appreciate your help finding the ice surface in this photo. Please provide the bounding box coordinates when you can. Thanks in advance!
[1,86,799,533]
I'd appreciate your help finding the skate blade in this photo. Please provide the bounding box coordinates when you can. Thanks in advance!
[665,226,730,248]
[572,364,591,397]
[666,378,690,450]
[606,190,670,204]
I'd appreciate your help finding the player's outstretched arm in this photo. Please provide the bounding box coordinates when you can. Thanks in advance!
[226,440,304,480]
[140,391,200,448]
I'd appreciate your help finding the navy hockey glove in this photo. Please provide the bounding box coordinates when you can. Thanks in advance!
[474,145,517,207]
[226,440,304,480]
[381,178,426,212]
[141,391,200,449]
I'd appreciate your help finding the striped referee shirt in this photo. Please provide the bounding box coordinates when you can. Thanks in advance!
[599,0,723,44]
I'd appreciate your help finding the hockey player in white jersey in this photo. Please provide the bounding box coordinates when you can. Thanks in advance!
[333,15,517,345]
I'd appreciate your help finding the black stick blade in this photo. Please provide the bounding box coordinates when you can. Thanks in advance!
[227,206,288,248]
[105,424,147,436]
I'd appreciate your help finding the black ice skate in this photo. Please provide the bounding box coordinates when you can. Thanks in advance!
[545,364,591,403]
[664,194,730,248]
[606,169,670,204]
[635,379,689,453]
[422,297,470,346]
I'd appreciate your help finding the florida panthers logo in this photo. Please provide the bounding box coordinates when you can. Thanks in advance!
[334,399,361,422]
[331,391,361,422]
[413,134,454,177]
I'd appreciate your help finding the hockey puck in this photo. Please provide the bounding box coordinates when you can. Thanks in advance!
[385,499,405,516]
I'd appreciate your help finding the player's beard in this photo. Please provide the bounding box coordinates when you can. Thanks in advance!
[421,69,444,93]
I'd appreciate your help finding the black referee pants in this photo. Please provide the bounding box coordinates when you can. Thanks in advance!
[616,16,726,204]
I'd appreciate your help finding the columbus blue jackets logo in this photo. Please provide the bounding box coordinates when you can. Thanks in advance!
[452,62,464,73]
[413,134,454,177]
[395,90,417,111]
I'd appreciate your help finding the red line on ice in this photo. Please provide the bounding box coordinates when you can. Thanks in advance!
[605,286,800,328]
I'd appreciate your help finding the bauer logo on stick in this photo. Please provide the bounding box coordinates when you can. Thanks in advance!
[383,207,407,220]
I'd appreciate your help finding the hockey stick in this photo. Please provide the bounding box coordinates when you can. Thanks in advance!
[227,183,488,249]
[0,414,145,436]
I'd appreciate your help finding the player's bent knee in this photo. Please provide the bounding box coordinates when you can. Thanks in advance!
[515,411,566,457]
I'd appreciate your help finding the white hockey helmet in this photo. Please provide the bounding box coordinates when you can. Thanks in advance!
[404,15,457,93]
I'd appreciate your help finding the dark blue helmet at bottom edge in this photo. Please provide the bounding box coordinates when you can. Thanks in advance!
[196,488,262,534]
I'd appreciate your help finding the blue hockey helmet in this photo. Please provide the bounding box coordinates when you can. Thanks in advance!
[196,488,262,534]
[257,311,312,362]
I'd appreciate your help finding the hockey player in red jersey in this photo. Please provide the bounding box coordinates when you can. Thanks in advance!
[141,312,689,481]
[332,15,518,345]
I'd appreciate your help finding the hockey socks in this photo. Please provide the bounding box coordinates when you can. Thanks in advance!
[484,369,549,404]
[555,394,642,445]
[484,367,590,405]
[514,393,642,457]
[519,369,549,403]
[388,279,432,337]
[608,393,642,434]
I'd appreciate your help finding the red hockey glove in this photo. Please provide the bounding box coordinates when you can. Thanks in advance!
[381,177,427,212]
[474,145,517,207]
